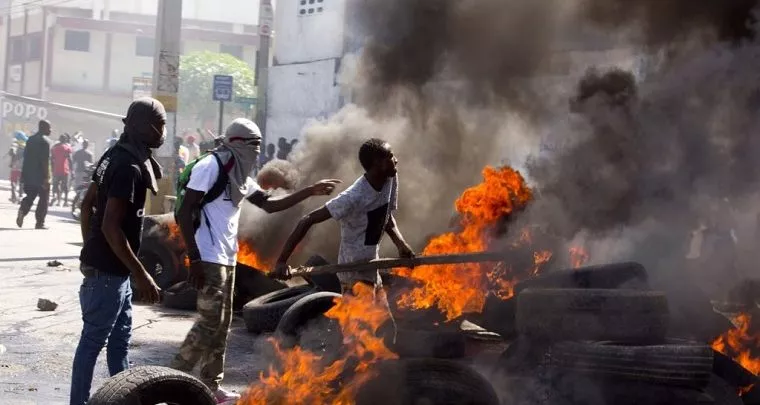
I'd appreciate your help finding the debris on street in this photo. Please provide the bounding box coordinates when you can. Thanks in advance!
[36,298,58,312]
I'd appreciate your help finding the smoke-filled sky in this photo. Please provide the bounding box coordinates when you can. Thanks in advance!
[241,0,760,290]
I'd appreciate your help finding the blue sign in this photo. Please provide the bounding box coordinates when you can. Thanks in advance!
[213,75,233,102]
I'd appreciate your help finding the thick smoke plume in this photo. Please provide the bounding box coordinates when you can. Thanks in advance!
[239,0,760,304]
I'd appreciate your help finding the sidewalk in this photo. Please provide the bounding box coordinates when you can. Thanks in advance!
[0,180,263,404]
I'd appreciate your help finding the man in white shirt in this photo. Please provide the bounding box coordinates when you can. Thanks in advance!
[273,138,414,292]
[171,118,340,403]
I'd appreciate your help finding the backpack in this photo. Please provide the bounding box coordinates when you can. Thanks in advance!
[174,151,235,230]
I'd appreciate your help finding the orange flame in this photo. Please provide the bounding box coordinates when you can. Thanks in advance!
[532,250,553,276]
[569,246,590,268]
[239,283,396,405]
[394,166,534,320]
[162,222,186,249]
[712,312,760,395]
[238,240,270,272]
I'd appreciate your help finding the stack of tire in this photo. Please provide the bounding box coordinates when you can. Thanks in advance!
[501,286,742,405]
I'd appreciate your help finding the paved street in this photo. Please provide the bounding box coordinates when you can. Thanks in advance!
[0,180,265,404]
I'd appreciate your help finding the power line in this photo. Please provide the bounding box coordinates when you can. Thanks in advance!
[2,0,83,17]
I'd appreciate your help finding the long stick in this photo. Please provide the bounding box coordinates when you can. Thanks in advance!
[288,251,511,277]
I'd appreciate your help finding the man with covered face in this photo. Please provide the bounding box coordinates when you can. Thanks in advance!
[70,98,166,405]
[170,118,340,403]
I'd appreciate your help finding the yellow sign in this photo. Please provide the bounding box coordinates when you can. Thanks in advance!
[154,94,177,113]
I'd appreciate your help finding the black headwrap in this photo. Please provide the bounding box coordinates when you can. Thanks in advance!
[115,97,166,195]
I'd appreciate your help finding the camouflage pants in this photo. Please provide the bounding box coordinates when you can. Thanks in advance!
[170,262,234,391]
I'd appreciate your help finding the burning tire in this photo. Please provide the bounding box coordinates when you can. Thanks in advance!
[384,326,467,359]
[355,359,500,405]
[233,264,288,311]
[137,237,182,291]
[514,261,649,293]
[162,281,198,311]
[276,291,342,351]
[546,340,714,389]
[87,365,215,405]
[516,288,669,342]
[242,285,315,333]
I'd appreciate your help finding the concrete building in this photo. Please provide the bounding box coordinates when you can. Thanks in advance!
[0,0,261,156]
[266,0,348,146]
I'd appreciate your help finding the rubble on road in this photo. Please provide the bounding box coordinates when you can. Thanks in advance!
[36,298,58,311]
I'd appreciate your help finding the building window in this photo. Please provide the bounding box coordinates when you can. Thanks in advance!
[135,36,154,57]
[299,0,324,16]
[27,33,43,60]
[220,44,244,60]
[64,30,90,52]
[9,37,24,63]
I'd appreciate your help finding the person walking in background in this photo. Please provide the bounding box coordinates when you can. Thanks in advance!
[186,134,201,161]
[72,139,94,176]
[72,139,94,188]
[51,134,74,206]
[70,98,166,405]
[260,143,275,168]
[8,131,27,203]
[276,137,292,160]
[17,120,53,229]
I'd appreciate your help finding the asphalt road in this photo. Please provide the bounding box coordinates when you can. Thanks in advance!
[0,180,268,404]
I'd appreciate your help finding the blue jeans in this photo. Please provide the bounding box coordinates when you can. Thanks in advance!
[70,267,133,405]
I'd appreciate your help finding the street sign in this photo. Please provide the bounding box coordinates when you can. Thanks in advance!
[235,97,257,105]
[213,75,233,102]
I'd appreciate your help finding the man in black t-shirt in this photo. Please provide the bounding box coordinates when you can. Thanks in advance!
[72,139,93,183]
[70,98,166,405]
[17,120,52,229]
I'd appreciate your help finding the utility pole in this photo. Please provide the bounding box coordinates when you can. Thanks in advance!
[256,0,273,148]
[148,0,182,214]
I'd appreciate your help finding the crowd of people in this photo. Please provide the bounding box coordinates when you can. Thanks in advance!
[5,96,409,405]
[59,96,410,405]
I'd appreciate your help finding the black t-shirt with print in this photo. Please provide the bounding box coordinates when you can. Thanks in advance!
[80,146,146,276]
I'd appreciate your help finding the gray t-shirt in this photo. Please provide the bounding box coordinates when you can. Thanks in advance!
[325,174,398,285]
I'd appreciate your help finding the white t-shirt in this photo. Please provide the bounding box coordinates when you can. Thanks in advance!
[325,174,398,285]
[187,155,264,266]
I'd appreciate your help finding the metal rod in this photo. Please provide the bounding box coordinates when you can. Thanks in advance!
[217,101,224,136]
[288,251,512,277]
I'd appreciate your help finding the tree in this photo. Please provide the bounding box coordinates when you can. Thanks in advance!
[178,51,256,123]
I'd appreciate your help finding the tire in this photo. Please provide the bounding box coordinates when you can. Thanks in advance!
[712,350,759,393]
[299,255,342,294]
[514,261,649,294]
[384,326,466,359]
[161,282,198,311]
[546,340,713,389]
[242,285,315,333]
[87,365,215,405]
[137,237,182,291]
[355,359,500,405]
[276,292,342,339]
[516,288,669,343]
[233,264,287,311]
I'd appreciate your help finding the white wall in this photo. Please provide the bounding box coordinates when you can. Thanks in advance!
[274,0,346,64]
[266,58,340,141]
[108,33,156,93]
[50,29,107,91]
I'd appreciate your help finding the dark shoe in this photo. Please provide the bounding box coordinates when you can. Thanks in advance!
[35,224,48,230]
[16,212,23,228]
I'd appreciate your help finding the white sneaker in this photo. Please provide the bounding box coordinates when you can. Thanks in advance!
[214,387,241,404]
